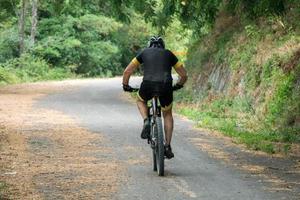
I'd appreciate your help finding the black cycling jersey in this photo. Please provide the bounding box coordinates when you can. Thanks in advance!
[135,47,180,83]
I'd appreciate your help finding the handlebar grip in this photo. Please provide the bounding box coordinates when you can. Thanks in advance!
[131,88,139,92]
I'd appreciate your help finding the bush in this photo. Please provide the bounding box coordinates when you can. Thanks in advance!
[0,66,18,84]
[78,41,121,76]
[0,26,19,63]
[34,36,82,71]
[1,54,71,82]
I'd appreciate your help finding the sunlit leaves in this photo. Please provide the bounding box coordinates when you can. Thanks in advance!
[77,14,121,37]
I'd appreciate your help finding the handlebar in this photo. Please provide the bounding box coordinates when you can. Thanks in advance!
[125,86,182,93]
[124,82,183,93]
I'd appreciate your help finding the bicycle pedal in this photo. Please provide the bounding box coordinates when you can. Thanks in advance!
[151,143,155,149]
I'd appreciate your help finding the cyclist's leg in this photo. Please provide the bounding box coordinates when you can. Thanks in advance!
[159,83,173,145]
[159,83,174,159]
[137,99,148,119]
[162,107,173,145]
[162,107,175,159]
[137,81,151,120]
[137,81,152,139]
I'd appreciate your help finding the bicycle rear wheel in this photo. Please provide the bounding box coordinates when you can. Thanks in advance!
[155,117,164,176]
[151,119,157,171]
[152,148,157,171]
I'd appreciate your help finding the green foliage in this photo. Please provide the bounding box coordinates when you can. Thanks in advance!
[79,41,121,76]
[113,14,152,68]
[0,1,156,81]
[0,181,9,199]
[266,69,294,124]
[77,14,121,37]
[213,31,235,64]
[0,0,17,22]
[227,0,286,18]
[232,95,254,113]
[186,42,210,72]
[244,24,260,38]
[175,3,300,153]
[33,14,124,77]
[176,105,278,153]
[0,26,19,63]
[0,54,71,83]
[157,0,222,34]
[181,36,300,150]
[0,66,18,84]
[129,0,291,36]
[163,17,192,60]
[264,62,300,137]
[40,0,112,17]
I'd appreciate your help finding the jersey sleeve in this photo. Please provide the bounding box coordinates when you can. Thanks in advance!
[169,51,182,69]
[130,50,143,66]
[135,51,144,64]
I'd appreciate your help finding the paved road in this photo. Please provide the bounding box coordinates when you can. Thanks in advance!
[37,78,299,200]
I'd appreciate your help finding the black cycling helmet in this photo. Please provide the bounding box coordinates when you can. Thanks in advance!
[148,36,165,49]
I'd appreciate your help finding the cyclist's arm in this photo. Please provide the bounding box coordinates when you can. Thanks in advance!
[174,63,188,86]
[122,58,140,85]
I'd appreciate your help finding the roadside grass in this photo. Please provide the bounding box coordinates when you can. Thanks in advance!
[0,181,10,200]
[0,54,76,85]
[175,100,299,154]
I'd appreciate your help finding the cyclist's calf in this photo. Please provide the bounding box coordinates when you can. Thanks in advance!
[162,109,174,145]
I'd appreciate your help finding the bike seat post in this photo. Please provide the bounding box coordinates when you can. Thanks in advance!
[153,96,161,117]
[152,96,159,118]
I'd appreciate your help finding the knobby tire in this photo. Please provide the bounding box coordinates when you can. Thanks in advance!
[152,120,158,171]
[156,117,164,176]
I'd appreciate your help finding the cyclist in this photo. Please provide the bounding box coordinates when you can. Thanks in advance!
[122,36,188,159]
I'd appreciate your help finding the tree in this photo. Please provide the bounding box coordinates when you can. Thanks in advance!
[19,0,27,55]
[30,0,38,46]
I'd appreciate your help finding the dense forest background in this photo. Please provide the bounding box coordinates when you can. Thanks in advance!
[0,0,299,153]
[0,0,191,82]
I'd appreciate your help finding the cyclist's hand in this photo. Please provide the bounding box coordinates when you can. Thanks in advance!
[172,83,183,91]
[123,84,133,92]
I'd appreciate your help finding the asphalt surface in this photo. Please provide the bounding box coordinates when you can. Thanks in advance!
[37,78,299,200]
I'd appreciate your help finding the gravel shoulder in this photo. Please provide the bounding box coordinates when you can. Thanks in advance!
[0,80,123,199]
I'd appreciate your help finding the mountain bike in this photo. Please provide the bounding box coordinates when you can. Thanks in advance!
[148,94,165,176]
[130,88,165,176]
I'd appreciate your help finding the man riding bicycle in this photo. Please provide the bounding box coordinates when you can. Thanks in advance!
[122,36,188,159]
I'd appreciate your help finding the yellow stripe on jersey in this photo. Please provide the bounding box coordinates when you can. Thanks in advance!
[173,61,183,69]
[161,103,173,111]
[137,92,145,102]
[131,57,141,66]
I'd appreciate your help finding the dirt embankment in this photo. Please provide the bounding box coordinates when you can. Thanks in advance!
[0,81,122,199]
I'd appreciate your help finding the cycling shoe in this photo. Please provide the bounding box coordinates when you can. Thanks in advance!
[164,145,174,159]
[141,118,150,139]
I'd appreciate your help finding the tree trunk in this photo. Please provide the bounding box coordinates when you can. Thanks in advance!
[19,0,27,55]
[30,0,38,47]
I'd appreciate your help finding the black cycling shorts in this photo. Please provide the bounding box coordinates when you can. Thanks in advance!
[138,81,173,111]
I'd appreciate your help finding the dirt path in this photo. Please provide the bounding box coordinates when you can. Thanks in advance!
[0,81,123,199]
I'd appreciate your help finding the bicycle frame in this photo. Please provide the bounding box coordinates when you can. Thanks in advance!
[148,96,161,145]
[148,96,165,176]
